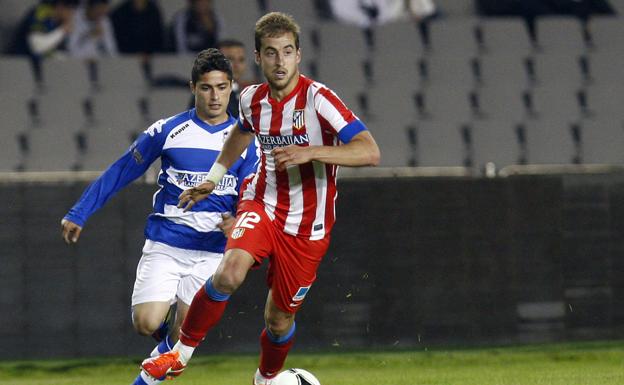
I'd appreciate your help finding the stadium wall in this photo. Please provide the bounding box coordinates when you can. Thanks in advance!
[1,173,624,359]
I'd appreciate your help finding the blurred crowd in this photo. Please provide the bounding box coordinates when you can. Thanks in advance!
[7,0,225,62]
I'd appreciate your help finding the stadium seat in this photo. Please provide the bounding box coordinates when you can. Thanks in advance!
[40,58,93,97]
[524,119,577,164]
[472,120,522,170]
[148,89,193,122]
[94,56,148,94]
[581,119,624,164]
[533,53,583,88]
[0,56,37,95]
[0,93,30,171]
[479,52,529,88]
[588,51,624,89]
[429,17,480,57]
[214,0,260,49]
[481,18,532,55]
[151,54,195,83]
[316,22,368,60]
[22,122,80,171]
[409,120,468,167]
[588,16,624,53]
[535,17,587,54]
[373,20,422,61]
[78,123,134,171]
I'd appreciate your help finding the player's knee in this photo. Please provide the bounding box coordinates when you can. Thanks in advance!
[132,313,161,336]
[265,314,294,337]
[213,269,244,293]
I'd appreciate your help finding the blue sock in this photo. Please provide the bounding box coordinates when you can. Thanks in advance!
[157,334,174,354]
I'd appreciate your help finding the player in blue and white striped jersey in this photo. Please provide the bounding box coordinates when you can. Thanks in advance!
[61,48,258,385]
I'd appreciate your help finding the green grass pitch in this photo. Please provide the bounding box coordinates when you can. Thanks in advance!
[1,341,623,385]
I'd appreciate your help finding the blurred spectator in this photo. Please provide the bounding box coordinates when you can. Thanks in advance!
[8,0,79,59]
[68,0,117,60]
[169,0,224,54]
[111,0,164,57]
[329,0,435,28]
[217,39,257,118]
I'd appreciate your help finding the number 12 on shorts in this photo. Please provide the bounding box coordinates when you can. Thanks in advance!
[234,212,261,229]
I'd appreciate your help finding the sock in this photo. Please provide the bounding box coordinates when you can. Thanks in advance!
[150,334,175,357]
[178,276,230,349]
[258,322,296,378]
[131,370,163,385]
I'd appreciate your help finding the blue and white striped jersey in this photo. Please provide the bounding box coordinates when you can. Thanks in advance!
[64,109,259,253]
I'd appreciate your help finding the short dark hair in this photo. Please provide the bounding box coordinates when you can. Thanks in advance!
[191,48,233,84]
[217,39,245,50]
[254,12,300,51]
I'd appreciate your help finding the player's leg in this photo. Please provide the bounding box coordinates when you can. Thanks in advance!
[130,241,191,385]
[254,233,330,384]
[254,290,296,384]
[141,248,256,379]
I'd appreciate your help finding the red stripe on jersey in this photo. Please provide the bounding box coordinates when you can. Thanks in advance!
[295,81,317,235]
[317,111,338,233]
[317,87,357,131]
[250,85,269,204]
[270,104,290,230]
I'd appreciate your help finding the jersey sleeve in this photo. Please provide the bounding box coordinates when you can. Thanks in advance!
[314,86,367,144]
[63,120,167,226]
[237,86,255,133]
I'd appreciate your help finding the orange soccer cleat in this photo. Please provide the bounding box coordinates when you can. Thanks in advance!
[141,351,186,380]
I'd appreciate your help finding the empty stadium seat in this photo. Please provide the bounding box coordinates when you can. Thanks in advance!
[536,17,587,54]
[429,17,480,56]
[481,18,533,55]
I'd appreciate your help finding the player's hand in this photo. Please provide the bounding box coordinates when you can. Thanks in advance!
[178,182,216,212]
[272,145,313,172]
[217,213,235,238]
[61,218,82,245]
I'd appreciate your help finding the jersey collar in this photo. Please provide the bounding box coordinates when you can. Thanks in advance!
[190,108,235,134]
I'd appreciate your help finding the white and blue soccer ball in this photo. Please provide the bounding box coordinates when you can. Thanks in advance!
[273,368,321,385]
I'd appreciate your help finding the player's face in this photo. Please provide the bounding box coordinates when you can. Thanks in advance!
[255,32,301,94]
[221,46,247,83]
[191,70,232,124]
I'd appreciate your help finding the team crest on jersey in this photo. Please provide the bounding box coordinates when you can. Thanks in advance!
[231,227,245,239]
[292,109,305,130]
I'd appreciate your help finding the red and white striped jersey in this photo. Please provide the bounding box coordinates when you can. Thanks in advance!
[237,75,367,240]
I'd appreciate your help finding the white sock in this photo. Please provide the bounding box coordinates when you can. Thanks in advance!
[140,370,163,385]
[172,340,196,365]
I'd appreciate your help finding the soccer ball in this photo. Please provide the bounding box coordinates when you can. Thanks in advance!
[273,368,321,385]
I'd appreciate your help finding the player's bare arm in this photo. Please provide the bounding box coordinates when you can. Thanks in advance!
[216,212,235,238]
[60,218,83,245]
[272,130,380,171]
[178,125,255,211]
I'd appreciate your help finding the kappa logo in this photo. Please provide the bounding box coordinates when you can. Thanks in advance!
[292,109,305,130]
[231,227,245,239]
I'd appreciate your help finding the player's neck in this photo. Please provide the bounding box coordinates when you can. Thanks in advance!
[195,110,228,126]
[269,71,301,102]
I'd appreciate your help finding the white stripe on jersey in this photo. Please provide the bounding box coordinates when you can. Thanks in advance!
[239,76,359,239]
[155,204,224,233]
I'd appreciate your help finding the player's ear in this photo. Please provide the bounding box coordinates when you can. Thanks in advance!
[296,48,301,64]
[254,50,260,65]
[189,80,195,95]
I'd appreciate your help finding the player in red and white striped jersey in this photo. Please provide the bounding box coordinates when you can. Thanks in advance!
[141,12,380,385]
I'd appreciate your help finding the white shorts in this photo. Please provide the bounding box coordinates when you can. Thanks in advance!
[131,240,223,307]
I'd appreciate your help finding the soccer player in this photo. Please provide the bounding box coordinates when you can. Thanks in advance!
[60,48,258,385]
[140,11,380,384]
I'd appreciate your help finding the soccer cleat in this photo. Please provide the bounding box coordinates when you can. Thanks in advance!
[141,351,186,380]
[253,369,277,385]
